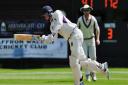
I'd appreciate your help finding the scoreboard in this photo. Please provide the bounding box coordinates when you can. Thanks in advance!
[80,0,128,10]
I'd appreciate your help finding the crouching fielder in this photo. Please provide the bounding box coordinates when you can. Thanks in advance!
[41,5,109,85]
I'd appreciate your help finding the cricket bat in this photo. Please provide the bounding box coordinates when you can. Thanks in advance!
[14,34,41,41]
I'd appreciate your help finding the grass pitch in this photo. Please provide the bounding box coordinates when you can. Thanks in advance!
[0,67,128,85]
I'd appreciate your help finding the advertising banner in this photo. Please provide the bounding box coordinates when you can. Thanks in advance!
[0,38,67,59]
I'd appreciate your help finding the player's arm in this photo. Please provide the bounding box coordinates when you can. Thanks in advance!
[41,10,64,44]
[77,17,80,28]
[50,10,63,33]
[94,19,100,45]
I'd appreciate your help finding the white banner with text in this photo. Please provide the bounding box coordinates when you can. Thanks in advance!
[0,38,67,59]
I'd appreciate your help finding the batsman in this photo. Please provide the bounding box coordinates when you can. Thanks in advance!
[15,5,109,85]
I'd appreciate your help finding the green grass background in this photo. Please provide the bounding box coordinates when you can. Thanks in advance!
[0,68,127,85]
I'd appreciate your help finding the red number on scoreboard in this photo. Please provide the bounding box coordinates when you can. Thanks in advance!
[105,0,118,9]
[81,0,93,7]
[107,28,113,40]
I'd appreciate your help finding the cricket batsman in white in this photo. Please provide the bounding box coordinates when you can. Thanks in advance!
[40,5,109,85]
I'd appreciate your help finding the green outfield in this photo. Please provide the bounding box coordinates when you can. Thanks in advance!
[0,67,128,85]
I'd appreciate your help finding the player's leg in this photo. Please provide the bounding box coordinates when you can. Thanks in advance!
[80,59,109,79]
[69,37,85,85]
[77,49,109,80]
[71,29,109,80]
[89,43,97,81]
[74,38,109,79]
[69,56,83,85]
[83,40,91,81]
[70,37,109,80]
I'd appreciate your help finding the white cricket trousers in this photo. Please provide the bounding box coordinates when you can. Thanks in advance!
[68,28,102,85]
[83,38,97,75]
[83,38,96,60]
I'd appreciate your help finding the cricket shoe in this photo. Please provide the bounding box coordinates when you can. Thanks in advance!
[90,72,97,81]
[80,81,84,85]
[102,62,110,80]
[85,74,91,82]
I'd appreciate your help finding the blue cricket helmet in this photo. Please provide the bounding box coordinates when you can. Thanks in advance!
[42,5,53,15]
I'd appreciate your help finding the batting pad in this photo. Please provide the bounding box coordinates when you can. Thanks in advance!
[14,34,40,41]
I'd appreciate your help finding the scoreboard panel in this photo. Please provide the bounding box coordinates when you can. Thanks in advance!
[80,0,128,10]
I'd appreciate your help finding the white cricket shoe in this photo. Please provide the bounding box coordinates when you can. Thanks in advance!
[102,62,110,80]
